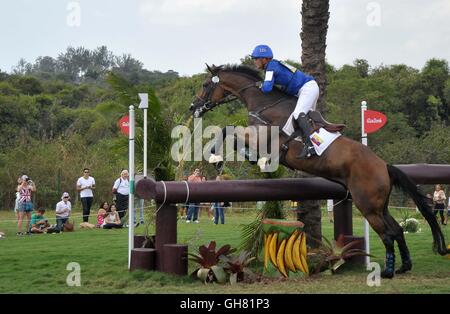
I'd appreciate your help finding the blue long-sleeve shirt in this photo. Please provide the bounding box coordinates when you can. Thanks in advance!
[261,60,314,96]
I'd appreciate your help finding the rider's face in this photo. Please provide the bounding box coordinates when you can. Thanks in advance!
[253,58,267,70]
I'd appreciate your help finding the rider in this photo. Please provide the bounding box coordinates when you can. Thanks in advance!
[251,44,319,158]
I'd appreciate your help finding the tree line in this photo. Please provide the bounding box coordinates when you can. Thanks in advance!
[0,46,448,209]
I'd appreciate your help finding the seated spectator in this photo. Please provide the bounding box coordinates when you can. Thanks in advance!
[29,208,50,234]
[102,203,122,229]
[55,192,72,232]
[97,201,109,228]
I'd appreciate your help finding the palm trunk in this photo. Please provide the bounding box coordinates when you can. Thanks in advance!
[298,0,330,248]
[300,0,330,111]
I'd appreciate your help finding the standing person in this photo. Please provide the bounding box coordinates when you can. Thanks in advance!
[55,192,72,232]
[213,175,226,225]
[433,184,446,225]
[327,200,334,223]
[112,169,129,221]
[77,168,96,223]
[446,194,450,225]
[16,175,36,236]
[13,177,22,221]
[251,44,319,158]
[186,168,202,223]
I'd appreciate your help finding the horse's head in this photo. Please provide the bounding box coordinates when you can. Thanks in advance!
[190,64,232,118]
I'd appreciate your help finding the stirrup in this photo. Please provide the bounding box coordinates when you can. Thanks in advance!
[297,145,315,159]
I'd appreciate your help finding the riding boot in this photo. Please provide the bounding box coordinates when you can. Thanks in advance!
[395,247,412,274]
[381,252,395,279]
[295,113,316,159]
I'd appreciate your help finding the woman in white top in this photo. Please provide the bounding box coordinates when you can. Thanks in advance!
[433,184,446,225]
[102,204,122,229]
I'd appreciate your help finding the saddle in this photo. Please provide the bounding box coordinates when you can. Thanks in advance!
[308,111,346,133]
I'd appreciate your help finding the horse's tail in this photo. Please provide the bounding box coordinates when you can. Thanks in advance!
[387,164,449,255]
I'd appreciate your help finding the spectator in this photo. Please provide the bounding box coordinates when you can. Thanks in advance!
[186,168,202,223]
[16,175,36,236]
[112,169,129,220]
[77,168,96,223]
[29,208,50,234]
[433,184,446,225]
[199,176,211,219]
[102,204,122,229]
[179,175,188,219]
[97,201,109,228]
[13,177,22,221]
[446,195,450,225]
[327,199,334,223]
[55,192,72,232]
[213,175,226,225]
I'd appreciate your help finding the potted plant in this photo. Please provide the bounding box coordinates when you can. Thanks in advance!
[188,241,236,283]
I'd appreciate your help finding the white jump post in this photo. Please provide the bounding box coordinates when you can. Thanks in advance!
[128,105,135,270]
[361,100,370,267]
[139,93,149,224]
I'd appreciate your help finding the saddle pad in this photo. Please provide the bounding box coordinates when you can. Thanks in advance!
[309,128,341,156]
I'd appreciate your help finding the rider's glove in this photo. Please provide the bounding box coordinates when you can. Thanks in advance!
[255,81,262,89]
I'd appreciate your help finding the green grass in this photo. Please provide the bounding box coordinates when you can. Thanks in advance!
[0,208,449,294]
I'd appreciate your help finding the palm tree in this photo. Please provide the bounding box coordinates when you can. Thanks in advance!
[300,0,330,111]
[298,0,330,247]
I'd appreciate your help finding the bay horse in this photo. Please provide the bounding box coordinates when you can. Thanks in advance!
[189,64,448,279]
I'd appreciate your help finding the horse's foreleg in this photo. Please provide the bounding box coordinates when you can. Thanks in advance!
[233,135,258,165]
[210,126,228,155]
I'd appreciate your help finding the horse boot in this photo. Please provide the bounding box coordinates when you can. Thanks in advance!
[295,113,316,159]
[395,248,412,274]
[380,252,395,279]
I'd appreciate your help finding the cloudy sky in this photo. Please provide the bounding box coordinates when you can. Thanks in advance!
[1,0,449,76]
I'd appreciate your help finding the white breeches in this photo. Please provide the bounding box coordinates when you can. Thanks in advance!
[282,80,319,136]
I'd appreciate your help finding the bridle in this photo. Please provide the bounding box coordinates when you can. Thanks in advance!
[192,73,256,118]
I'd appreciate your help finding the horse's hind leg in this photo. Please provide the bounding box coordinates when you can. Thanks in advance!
[364,212,397,279]
[383,212,412,274]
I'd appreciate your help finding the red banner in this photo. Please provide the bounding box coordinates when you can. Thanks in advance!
[118,115,129,136]
[364,110,387,134]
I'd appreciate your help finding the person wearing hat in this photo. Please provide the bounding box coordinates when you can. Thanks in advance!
[250,44,319,159]
[55,192,72,232]
[16,174,36,236]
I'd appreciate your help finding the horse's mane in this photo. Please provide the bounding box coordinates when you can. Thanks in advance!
[219,64,262,81]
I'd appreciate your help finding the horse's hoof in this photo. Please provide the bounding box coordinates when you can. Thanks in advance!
[395,262,412,274]
[380,270,394,279]
[215,161,224,172]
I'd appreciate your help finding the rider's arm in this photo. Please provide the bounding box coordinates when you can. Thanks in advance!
[261,62,276,93]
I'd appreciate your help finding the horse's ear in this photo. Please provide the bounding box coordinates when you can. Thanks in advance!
[205,63,213,74]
